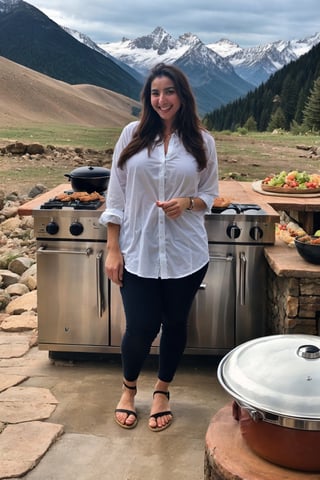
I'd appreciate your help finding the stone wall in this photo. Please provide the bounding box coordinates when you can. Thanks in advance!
[267,268,320,336]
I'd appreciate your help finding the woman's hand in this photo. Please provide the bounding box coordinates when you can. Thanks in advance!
[105,223,123,286]
[105,248,124,286]
[156,197,190,219]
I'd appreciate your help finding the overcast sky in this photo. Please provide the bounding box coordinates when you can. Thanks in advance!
[28,0,319,47]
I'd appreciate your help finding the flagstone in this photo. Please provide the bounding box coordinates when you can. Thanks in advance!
[0,421,64,479]
[0,373,27,392]
[0,332,32,359]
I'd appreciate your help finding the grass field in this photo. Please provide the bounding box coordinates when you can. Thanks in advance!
[0,125,319,194]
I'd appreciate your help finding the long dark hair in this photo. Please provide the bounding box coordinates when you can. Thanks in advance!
[117,63,207,171]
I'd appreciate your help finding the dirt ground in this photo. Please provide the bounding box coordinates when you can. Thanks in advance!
[0,134,319,197]
[0,144,113,197]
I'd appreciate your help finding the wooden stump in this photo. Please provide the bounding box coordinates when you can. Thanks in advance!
[205,403,320,480]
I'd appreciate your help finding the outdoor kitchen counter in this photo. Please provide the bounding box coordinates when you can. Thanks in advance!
[18,181,320,219]
[264,240,320,278]
[219,180,320,233]
[17,182,320,277]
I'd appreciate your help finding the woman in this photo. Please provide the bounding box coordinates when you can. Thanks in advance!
[99,63,219,432]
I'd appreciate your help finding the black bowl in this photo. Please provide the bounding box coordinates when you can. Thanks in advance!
[295,235,320,265]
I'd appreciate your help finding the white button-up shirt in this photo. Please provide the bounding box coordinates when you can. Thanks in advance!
[99,121,219,279]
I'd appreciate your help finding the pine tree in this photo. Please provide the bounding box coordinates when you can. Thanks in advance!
[267,107,286,131]
[303,76,320,131]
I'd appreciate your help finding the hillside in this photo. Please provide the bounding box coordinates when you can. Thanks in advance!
[0,56,140,127]
[0,0,142,101]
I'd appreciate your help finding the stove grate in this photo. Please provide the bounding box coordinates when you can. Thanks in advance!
[40,199,103,210]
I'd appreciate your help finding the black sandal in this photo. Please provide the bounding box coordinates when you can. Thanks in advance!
[114,382,138,429]
[149,390,173,432]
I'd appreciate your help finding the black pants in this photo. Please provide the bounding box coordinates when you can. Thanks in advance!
[120,263,208,383]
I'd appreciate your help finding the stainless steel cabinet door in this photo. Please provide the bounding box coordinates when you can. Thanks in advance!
[187,248,235,350]
[37,240,109,348]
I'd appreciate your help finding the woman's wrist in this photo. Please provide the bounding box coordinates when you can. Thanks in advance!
[186,197,194,210]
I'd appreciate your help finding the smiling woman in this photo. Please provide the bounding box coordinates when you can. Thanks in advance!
[99,62,219,432]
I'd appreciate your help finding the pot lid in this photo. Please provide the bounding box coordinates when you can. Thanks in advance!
[218,334,320,419]
[68,166,110,178]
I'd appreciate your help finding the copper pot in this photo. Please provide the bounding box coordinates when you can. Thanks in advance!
[218,335,320,472]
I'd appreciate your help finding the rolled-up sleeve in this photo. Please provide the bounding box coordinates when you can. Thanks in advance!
[99,122,137,226]
[197,132,219,211]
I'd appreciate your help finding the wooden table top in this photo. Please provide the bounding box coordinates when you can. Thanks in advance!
[18,181,320,217]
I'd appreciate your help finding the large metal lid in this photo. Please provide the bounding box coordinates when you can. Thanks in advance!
[218,334,320,419]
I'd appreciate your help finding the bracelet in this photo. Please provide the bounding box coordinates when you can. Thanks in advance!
[187,197,194,210]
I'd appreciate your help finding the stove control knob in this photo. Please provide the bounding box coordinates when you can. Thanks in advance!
[70,221,84,236]
[46,221,59,235]
[250,225,263,241]
[227,223,241,239]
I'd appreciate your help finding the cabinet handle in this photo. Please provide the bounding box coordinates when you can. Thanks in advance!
[37,246,93,255]
[239,252,247,305]
[96,250,105,317]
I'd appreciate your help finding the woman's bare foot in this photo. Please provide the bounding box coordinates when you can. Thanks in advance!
[149,380,173,431]
[114,380,137,429]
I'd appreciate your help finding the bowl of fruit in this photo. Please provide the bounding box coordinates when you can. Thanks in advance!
[295,234,320,264]
[261,171,320,194]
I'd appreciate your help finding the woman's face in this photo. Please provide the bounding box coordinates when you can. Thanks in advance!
[150,75,181,125]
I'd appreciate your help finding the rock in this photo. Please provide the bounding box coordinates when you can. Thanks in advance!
[26,143,45,155]
[0,216,21,234]
[0,332,32,358]
[0,373,28,393]
[1,311,37,331]
[5,283,29,297]
[5,142,27,155]
[8,257,34,275]
[28,184,47,198]
[20,263,37,290]
[0,270,20,288]
[0,421,64,478]
[5,290,37,315]
[0,201,20,218]
[0,386,58,423]
[0,190,5,210]
[0,291,10,310]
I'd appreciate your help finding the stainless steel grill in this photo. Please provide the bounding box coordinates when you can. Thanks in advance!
[33,196,279,356]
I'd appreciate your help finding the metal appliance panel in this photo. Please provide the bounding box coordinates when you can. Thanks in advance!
[234,245,267,345]
[187,246,235,351]
[37,240,109,349]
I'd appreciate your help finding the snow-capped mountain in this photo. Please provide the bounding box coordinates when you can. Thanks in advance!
[97,27,320,87]
[85,27,253,114]
[208,32,320,85]
[65,25,320,113]
[63,27,144,83]
[99,27,235,77]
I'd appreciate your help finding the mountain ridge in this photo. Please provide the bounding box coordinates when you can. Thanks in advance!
[98,26,320,86]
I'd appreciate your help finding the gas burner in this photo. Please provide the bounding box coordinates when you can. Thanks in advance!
[211,203,264,214]
[40,199,103,210]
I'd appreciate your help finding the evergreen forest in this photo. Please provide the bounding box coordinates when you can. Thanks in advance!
[203,43,320,133]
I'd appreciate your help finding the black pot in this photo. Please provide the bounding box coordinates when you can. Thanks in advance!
[295,235,320,265]
[64,166,110,193]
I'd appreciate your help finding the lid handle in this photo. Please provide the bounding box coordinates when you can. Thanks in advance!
[297,344,320,359]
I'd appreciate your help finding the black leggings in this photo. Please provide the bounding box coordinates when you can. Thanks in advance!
[120,263,208,383]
